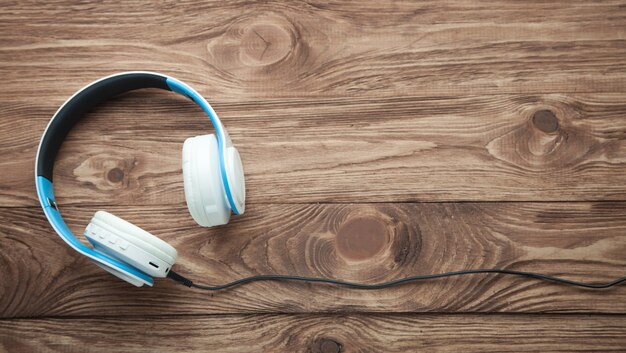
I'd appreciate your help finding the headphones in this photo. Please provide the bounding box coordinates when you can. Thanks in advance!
[35,72,245,287]
[36,72,626,292]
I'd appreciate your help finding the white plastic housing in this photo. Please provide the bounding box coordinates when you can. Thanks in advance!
[182,134,231,227]
[84,211,177,283]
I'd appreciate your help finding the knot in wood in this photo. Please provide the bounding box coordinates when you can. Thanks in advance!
[107,167,124,183]
[318,338,341,353]
[242,23,294,66]
[532,110,559,133]
[336,217,388,261]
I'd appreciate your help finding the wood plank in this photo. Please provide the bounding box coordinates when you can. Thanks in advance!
[2,1,625,351]
[1,1,626,100]
[1,202,625,318]
[1,93,626,206]
[1,314,625,353]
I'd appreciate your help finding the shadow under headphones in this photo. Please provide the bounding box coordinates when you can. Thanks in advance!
[36,72,245,287]
[36,72,626,291]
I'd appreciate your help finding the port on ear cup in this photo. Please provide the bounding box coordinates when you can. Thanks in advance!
[182,134,231,227]
[84,211,177,279]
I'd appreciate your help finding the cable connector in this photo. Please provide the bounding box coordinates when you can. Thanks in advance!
[167,270,193,287]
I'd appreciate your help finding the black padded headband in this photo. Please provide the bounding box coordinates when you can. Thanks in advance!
[36,73,170,181]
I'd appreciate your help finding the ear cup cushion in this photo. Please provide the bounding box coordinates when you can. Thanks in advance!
[91,211,177,264]
[182,134,230,227]
[225,146,246,214]
[182,136,201,224]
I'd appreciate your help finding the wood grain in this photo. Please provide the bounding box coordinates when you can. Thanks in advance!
[1,314,625,353]
[2,202,625,318]
[1,1,626,351]
[1,1,626,99]
[1,93,626,206]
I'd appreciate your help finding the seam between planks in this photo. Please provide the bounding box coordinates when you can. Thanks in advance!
[2,312,626,322]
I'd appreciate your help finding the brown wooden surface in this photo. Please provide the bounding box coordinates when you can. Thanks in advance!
[2,203,626,317]
[1,1,626,352]
[2,314,626,353]
[3,93,626,206]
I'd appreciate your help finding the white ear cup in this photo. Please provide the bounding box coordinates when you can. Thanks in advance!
[182,134,231,227]
[84,211,177,278]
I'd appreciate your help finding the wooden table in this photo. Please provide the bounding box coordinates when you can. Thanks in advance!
[1,1,625,352]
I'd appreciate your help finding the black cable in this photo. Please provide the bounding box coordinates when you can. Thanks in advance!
[167,269,626,291]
